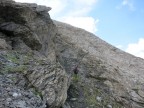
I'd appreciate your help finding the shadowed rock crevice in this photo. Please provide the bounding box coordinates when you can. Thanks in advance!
[0,22,42,50]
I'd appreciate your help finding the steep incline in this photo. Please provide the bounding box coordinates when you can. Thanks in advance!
[55,21,144,108]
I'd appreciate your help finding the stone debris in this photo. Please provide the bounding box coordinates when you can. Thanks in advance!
[96,96,102,102]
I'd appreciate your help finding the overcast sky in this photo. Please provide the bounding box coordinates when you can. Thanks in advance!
[14,0,144,59]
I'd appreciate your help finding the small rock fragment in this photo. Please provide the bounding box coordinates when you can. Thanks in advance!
[12,92,21,97]
[70,98,77,101]
[138,90,144,98]
[96,96,102,102]
[107,104,112,108]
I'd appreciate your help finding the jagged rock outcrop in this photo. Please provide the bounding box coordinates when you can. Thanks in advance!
[0,0,144,108]
[0,0,68,108]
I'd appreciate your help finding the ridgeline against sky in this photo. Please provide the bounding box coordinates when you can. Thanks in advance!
[14,0,144,59]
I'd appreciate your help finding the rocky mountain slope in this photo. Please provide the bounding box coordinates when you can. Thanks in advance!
[0,0,144,108]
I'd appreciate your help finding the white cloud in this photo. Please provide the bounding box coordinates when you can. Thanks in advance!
[61,16,99,33]
[42,0,68,17]
[76,0,97,6]
[14,0,99,34]
[116,0,135,11]
[66,0,98,17]
[122,0,130,5]
[126,38,144,58]
[116,45,123,49]
[122,0,135,10]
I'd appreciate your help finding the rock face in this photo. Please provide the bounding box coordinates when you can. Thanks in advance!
[0,0,68,108]
[0,0,144,108]
[54,21,144,108]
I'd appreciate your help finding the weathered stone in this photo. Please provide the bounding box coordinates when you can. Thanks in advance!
[0,1,68,108]
[63,102,71,108]
[36,5,51,13]
[107,104,112,108]
[0,22,42,50]
[96,96,102,102]
[26,62,68,108]
[130,91,144,103]
[1,0,144,108]
[54,20,144,108]
[0,73,46,108]
[138,90,144,98]
[0,38,10,49]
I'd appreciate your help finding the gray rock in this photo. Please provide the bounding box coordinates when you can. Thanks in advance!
[0,22,42,50]
[96,96,102,102]
[0,73,46,108]
[54,20,144,108]
[1,0,144,108]
[26,62,68,108]
[12,92,21,97]
[138,90,144,98]
[36,5,51,13]
[107,104,112,108]
[0,38,10,49]
[63,102,71,108]
[70,98,77,101]
[0,1,68,108]
[130,91,144,103]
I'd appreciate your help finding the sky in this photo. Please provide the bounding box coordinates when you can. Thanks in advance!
[14,0,144,59]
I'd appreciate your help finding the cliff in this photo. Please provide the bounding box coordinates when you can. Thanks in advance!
[0,0,144,108]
